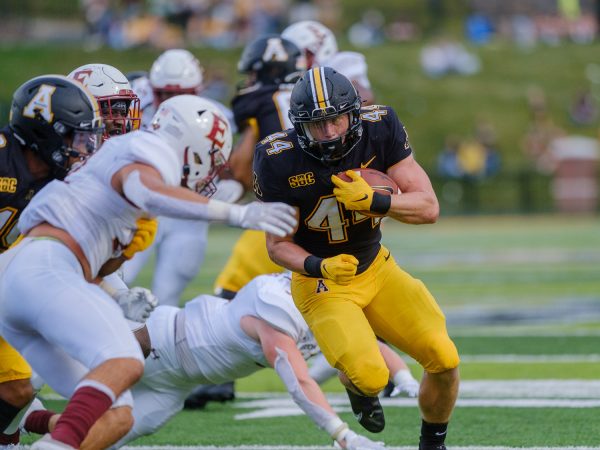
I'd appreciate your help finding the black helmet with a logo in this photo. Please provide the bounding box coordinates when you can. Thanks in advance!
[288,66,362,165]
[9,74,104,179]
[238,34,306,85]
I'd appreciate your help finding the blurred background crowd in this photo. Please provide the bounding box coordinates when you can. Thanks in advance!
[4,0,599,50]
[2,0,599,215]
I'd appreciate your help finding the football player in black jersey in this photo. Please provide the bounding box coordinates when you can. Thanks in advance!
[212,34,306,300]
[184,34,307,410]
[0,75,104,445]
[253,67,460,450]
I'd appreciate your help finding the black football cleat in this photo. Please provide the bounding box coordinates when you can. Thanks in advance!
[184,382,235,410]
[382,380,395,397]
[345,388,385,433]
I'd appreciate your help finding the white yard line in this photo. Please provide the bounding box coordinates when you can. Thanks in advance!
[119,446,600,450]
[231,380,600,420]
[41,380,600,402]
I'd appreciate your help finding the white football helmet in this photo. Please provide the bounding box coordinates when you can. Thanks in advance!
[68,63,141,138]
[282,20,338,67]
[150,95,232,196]
[149,49,204,106]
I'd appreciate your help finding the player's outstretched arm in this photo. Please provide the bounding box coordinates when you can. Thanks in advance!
[242,316,385,449]
[111,163,297,237]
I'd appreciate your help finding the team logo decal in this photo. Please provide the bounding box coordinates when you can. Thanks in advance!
[23,84,57,123]
[71,69,93,85]
[288,172,315,188]
[315,279,329,294]
[263,38,289,62]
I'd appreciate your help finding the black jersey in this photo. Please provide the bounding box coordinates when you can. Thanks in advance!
[253,105,412,273]
[232,82,295,140]
[0,126,52,252]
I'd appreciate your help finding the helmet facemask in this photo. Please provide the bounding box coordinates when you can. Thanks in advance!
[182,143,229,197]
[298,109,362,164]
[50,118,104,177]
[98,94,141,139]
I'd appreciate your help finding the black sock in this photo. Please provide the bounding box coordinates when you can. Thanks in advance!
[420,419,448,446]
[0,397,21,431]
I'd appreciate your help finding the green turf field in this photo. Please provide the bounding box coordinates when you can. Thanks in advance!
[24,215,600,449]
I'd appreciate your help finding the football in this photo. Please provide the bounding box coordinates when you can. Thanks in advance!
[335,168,400,217]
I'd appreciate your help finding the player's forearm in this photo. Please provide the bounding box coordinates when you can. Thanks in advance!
[386,191,439,224]
[122,170,236,222]
[274,348,347,442]
[266,238,311,274]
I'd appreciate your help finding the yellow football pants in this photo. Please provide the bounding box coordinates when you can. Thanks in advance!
[0,236,32,383]
[0,336,32,383]
[292,245,459,397]
[214,230,283,294]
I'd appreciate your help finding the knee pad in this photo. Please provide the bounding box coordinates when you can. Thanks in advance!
[420,333,460,373]
[342,355,388,397]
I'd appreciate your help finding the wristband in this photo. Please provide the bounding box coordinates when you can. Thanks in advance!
[370,192,391,215]
[324,417,349,441]
[206,199,235,222]
[303,255,324,277]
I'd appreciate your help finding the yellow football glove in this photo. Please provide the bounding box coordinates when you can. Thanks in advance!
[122,218,158,260]
[320,254,359,286]
[331,171,374,211]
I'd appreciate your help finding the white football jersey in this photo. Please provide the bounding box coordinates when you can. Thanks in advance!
[18,131,180,278]
[181,272,319,384]
[327,51,371,89]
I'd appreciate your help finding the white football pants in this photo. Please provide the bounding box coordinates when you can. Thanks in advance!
[114,305,195,448]
[0,239,143,399]
[122,217,209,306]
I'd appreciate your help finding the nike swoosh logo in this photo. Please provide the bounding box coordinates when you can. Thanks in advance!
[360,155,376,168]
[355,194,368,202]
[435,431,447,436]
[384,251,391,261]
